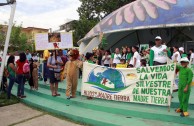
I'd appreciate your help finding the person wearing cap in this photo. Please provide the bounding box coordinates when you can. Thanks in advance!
[175,57,193,117]
[149,36,171,66]
[179,47,187,58]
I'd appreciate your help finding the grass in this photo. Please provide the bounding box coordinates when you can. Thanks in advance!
[0,91,20,107]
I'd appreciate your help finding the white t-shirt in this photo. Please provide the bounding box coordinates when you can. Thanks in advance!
[190,53,194,64]
[171,51,181,62]
[32,56,38,61]
[102,55,111,65]
[151,45,167,63]
[130,51,141,68]
[112,53,121,64]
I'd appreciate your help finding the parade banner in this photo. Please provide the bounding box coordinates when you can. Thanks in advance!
[35,32,73,51]
[82,62,176,106]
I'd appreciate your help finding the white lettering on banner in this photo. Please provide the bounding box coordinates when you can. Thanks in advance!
[81,62,176,106]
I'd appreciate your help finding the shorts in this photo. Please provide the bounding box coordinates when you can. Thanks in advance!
[49,70,60,84]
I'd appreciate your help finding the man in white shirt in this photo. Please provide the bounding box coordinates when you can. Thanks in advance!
[149,36,171,66]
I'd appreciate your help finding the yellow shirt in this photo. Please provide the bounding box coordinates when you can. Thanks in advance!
[116,63,127,68]
[43,50,50,60]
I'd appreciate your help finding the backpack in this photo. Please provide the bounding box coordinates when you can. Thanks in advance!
[23,62,30,73]
[23,62,31,80]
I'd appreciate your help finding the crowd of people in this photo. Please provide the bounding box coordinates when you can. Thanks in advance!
[1,36,193,117]
[83,36,194,69]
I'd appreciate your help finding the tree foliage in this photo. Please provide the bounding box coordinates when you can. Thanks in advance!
[73,0,136,45]
[0,24,29,52]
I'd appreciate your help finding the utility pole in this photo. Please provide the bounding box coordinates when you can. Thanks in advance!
[0,0,16,86]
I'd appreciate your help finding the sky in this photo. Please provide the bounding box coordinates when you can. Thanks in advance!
[0,0,81,30]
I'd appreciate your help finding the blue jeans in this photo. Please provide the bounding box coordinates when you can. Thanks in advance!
[43,62,49,82]
[17,74,25,96]
[7,75,15,99]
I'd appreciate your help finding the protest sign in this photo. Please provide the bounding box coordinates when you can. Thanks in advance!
[35,32,73,50]
[82,62,176,106]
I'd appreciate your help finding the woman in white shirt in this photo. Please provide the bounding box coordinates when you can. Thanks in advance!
[172,47,181,63]
[111,48,121,64]
[102,50,111,67]
[130,46,141,68]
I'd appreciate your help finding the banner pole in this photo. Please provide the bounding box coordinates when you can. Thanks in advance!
[168,96,172,112]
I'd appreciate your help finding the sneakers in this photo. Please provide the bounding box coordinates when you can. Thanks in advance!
[180,112,189,117]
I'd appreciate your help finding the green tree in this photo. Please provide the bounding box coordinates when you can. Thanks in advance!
[0,25,5,46]
[73,0,136,45]
[0,24,29,52]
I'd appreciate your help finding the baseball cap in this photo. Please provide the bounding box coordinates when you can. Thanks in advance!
[180,57,189,63]
[179,47,184,52]
[155,36,162,40]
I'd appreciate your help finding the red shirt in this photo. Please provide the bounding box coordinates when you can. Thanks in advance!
[16,60,28,74]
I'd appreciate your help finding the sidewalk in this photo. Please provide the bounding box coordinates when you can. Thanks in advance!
[0,103,82,126]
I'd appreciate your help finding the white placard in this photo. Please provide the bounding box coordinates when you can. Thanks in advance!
[35,32,73,50]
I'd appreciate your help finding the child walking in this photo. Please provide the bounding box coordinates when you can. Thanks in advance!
[175,57,193,117]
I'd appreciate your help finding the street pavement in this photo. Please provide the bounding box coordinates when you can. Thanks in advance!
[0,103,81,126]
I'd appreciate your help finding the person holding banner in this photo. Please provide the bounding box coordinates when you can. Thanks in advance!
[47,50,63,97]
[149,36,171,66]
[175,57,193,117]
